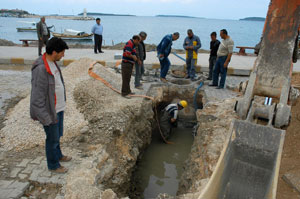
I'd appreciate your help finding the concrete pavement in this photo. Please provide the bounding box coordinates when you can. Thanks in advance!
[1,46,300,75]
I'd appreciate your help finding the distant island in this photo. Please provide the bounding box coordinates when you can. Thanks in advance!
[78,12,135,17]
[240,17,265,21]
[156,15,198,18]
[0,9,32,17]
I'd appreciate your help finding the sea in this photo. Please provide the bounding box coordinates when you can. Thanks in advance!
[0,16,265,51]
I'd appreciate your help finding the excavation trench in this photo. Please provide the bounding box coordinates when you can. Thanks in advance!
[127,83,203,198]
[71,62,205,199]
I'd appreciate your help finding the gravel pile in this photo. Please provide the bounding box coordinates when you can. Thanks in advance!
[0,58,93,151]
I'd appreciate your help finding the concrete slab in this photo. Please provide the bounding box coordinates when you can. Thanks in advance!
[1,46,299,73]
[283,170,300,194]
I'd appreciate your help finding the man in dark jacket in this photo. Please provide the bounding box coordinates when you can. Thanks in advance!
[135,31,147,89]
[121,35,140,98]
[208,32,220,80]
[30,37,70,173]
[157,32,180,83]
[36,17,51,56]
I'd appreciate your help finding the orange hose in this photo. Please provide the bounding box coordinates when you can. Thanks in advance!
[88,61,173,144]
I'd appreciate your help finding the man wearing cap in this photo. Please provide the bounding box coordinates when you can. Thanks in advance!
[159,100,188,140]
[36,16,51,56]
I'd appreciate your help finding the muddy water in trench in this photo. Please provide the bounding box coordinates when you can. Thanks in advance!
[132,124,194,199]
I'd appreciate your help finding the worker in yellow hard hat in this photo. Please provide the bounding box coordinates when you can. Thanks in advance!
[159,100,188,140]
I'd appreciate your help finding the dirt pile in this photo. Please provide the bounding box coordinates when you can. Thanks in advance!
[0,58,90,151]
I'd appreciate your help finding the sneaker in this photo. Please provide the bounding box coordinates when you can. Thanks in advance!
[99,51,104,53]
[185,76,190,79]
[160,78,168,83]
[59,156,72,162]
[94,52,98,54]
[216,87,224,89]
[207,77,212,80]
[135,85,143,90]
[49,166,68,174]
[209,84,218,87]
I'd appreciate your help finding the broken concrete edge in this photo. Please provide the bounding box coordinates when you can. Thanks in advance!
[0,58,252,76]
[3,57,300,76]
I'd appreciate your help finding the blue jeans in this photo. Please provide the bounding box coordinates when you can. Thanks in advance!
[212,56,228,88]
[186,57,197,79]
[43,111,64,170]
[159,57,170,78]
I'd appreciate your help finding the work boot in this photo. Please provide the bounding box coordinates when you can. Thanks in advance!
[59,156,72,162]
[122,94,131,99]
[49,166,68,174]
[160,78,168,83]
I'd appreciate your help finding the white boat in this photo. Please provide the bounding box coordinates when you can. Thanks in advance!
[52,29,93,40]
[16,21,54,32]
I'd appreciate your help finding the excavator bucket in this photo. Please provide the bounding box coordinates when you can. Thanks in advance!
[199,120,285,199]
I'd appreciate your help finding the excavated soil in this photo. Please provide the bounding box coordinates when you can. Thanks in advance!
[277,96,300,198]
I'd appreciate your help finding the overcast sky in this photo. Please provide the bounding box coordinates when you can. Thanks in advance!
[2,0,270,20]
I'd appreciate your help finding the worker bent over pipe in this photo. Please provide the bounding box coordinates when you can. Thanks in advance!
[159,100,188,140]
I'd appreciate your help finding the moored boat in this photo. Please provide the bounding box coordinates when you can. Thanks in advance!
[16,21,54,32]
[52,29,93,40]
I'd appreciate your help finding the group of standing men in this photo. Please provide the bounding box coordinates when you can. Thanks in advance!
[156,29,234,89]
[120,28,235,98]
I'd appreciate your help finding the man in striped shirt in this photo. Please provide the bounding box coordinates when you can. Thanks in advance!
[121,35,141,98]
[159,100,188,140]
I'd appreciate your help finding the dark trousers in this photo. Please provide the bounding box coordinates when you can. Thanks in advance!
[43,111,64,170]
[94,34,103,53]
[121,61,134,95]
[38,35,49,56]
[212,56,228,88]
[134,61,144,87]
[209,56,217,79]
[159,57,170,78]
[160,111,172,140]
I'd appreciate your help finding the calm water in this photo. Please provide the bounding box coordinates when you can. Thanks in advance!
[0,16,264,51]
[132,126,194,199]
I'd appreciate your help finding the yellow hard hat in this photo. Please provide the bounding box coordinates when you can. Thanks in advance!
[179,100,188,108]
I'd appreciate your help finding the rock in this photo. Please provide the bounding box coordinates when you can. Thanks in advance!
[290,87,300,104]
[100,189,118,199]
[41,189,46,194]
[283,169,300,193]
[77,135,86,143]
[64,157,102,199]
[80,126,89,134]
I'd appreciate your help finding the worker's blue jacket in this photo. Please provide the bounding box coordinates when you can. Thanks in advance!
[157,34,173,58]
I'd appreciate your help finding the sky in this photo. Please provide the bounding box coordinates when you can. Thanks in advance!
[1,0,270,20]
